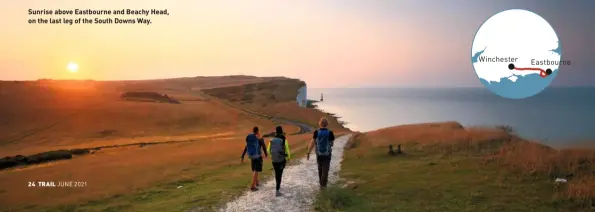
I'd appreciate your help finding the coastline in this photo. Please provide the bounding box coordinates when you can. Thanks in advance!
[2,77,592,211]
[308,98,594,149]
[309,94,594,211]
[310,92,594,210]
[308,99,352,132]
[306,86,595,147]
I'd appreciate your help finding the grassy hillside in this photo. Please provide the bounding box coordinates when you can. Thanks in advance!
[0,76,328,211]
[0,133,314,212]
[0,76,288,157]
[315,122,594,211]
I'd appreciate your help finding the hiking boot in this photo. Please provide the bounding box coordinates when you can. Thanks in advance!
[275,191,282,197]
[250,187,259,192]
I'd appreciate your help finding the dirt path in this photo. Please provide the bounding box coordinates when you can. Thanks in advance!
[219,134,352,212]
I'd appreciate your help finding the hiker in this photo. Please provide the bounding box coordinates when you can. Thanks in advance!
[241,126,268,191]
[307,117,335,189]
[267,126,292,197]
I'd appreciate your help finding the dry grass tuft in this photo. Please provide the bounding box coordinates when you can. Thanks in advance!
[566,176,595,205]
[345,133,363,150]
[491,141,595,203]
[361,121,511,154]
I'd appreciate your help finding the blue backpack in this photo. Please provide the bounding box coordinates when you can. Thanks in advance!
[246,134,260,159]
[316,129,332,156]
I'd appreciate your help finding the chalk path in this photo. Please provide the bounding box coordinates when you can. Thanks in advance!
[219,134,352,212]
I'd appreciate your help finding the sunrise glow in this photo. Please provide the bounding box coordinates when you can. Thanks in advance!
[67,62,79,73]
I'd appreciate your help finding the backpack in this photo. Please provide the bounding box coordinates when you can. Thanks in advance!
[316,129,332,156]
[270,137,286,163]
[246,134,260,159]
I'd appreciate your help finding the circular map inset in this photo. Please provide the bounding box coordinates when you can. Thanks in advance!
[471,9,561,99]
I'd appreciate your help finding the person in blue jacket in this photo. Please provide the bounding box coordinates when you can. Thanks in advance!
[241,126,268,191]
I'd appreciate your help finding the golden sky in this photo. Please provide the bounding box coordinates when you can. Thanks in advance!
[0,1,436,87]
[2,0,593,87]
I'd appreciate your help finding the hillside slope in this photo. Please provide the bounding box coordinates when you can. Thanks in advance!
[0,76,290,156]
[0,76,331,211]
[315,122,594,211]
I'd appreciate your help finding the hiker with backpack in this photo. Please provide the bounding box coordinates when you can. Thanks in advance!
[241,126,268,191]
[307,117,335,189]
[267,126,292,197]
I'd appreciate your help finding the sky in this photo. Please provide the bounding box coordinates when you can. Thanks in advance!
[1,0,594,88]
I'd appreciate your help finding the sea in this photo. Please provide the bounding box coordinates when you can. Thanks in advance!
[308,87,595,148]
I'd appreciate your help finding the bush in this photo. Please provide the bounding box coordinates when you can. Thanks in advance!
[0,157,20,169]
[70,149,90,155]
[120,91,180,104]
[27,150,72,164]
[0,149,85,170]
[496,125,515,134]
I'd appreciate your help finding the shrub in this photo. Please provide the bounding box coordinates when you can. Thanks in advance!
[27,150,72,164]
[0,158,20,169]
[120,91,180,104]
[70,149,90,155]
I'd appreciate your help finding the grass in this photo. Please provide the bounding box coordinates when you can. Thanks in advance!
[315,122,595,212]
[4,77,593,211]
[0,133,314,212]
[315,186,371,211]
[0,76,281,157]
[0,77,327,211]
[38,160,251,212]
[0,77,308,158]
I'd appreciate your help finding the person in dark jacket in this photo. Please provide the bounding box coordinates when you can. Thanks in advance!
[241,126,268,191]
[307,117,335,189]
[267,126,292,197]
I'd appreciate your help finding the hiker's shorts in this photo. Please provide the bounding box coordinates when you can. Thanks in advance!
[251,157,263,172]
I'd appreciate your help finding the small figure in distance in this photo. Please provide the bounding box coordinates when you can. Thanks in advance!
[388,144,403,156]
[307,117,335,190]
[241,126,268,191]
[388,144,396,156]
[267,126,292,197]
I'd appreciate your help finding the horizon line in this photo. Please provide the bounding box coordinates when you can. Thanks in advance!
[309,85,595,89]
[1,77,592,89]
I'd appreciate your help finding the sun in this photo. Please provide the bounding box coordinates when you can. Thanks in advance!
[67,62,79,73]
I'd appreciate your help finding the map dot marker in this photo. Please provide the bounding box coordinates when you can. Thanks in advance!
[546,69,552,75]
[508,63,515,70]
